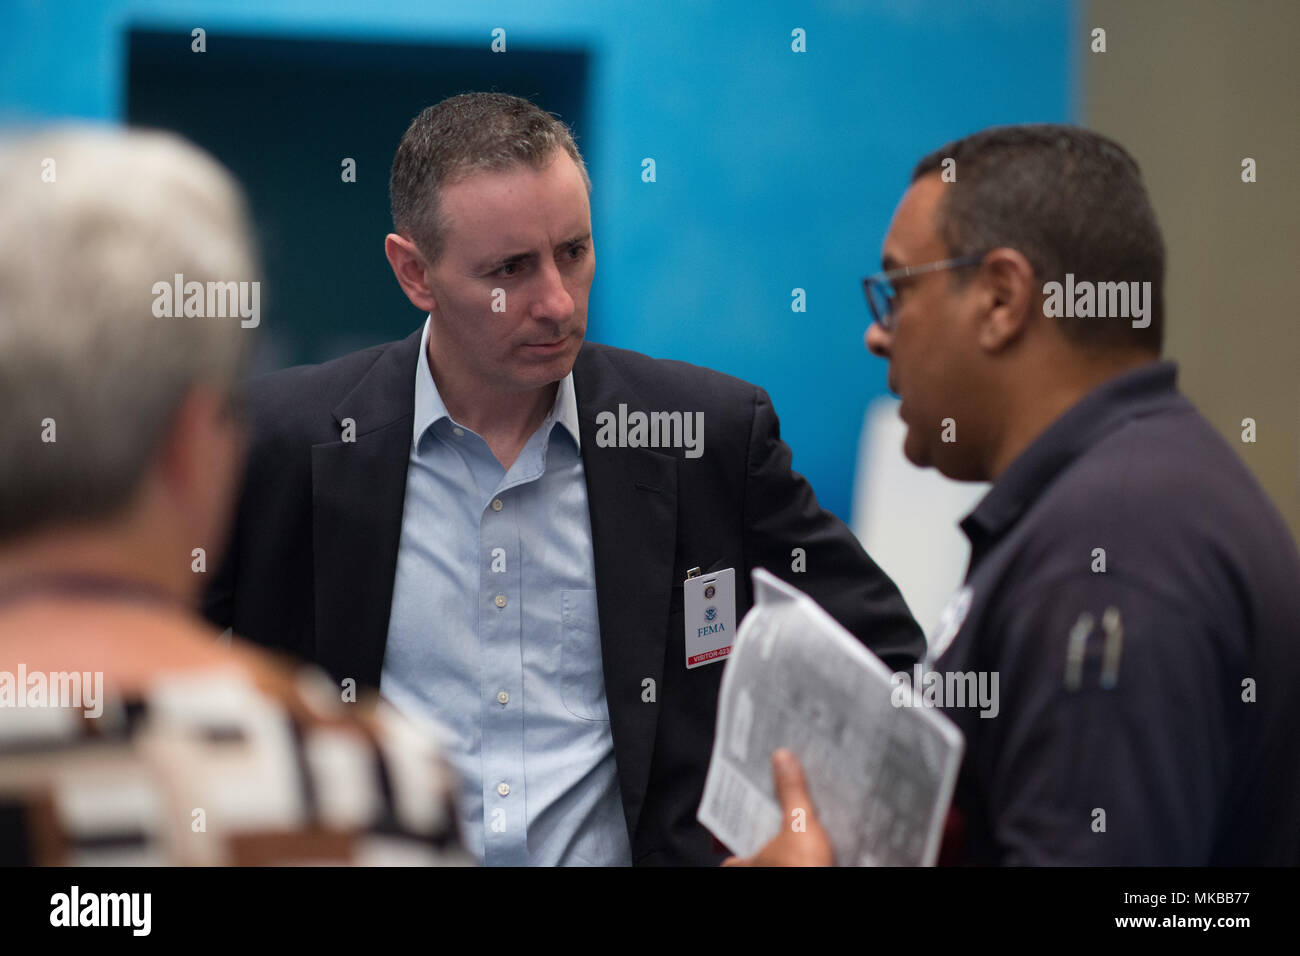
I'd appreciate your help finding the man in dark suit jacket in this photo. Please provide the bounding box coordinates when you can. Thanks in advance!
[204,92,922,866]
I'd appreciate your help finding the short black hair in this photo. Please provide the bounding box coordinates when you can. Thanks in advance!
[913,124,1165,352]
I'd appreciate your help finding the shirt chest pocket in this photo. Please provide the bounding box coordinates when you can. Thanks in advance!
[560,589,610,721]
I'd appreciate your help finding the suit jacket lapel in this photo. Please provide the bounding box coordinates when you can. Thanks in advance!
[572,345,679,842]
[312,330,423,688]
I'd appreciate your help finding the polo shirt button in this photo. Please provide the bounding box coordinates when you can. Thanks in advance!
[491,498,503,511]
[494,594,507,608]
[497,690,509,705]
[452,427,465,437]
[497,782,511,796]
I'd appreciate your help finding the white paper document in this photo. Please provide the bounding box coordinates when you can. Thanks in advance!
[698,568,964,866]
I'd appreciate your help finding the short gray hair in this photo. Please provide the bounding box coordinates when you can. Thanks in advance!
[0,126,258,540]
[389,92,591,262]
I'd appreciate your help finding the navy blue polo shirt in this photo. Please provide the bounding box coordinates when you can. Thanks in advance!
[931,361,1300,864]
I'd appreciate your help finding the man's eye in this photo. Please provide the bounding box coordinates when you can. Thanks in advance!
[564,244,587,260]
[495,262,521,278]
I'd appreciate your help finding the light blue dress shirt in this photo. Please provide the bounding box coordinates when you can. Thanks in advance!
[380,318,632,866]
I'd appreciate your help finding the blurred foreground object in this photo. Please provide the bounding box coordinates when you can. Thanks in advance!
[0,126,466,865]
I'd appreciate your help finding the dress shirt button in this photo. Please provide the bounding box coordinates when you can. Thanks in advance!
[452,427,465,437]
[497,782,511,797]
[491,498,504,512]
[494,594,507,608]
[497,690,510,705]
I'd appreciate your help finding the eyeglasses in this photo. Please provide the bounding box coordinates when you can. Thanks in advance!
[862,253,986,332]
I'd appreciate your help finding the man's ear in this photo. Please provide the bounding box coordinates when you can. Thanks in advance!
[385,233,437,313]
[975,247,1038,353]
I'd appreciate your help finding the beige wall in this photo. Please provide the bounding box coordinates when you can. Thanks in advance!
[1084,0,1300,543]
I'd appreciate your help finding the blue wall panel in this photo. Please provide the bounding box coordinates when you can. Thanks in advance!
[0,0,1073,521]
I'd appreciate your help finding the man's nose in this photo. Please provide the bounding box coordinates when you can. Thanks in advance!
[532,260,575,322]
[864,322,892,359]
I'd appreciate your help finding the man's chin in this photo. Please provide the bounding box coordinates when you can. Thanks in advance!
[904,431,981,482]
[900,422,932,470]
[511,343,580,387]
[902,437,930,470]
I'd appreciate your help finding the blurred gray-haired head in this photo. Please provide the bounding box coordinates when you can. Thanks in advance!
[0,126,258,541]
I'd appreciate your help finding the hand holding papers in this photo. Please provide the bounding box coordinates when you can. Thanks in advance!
[699,568,963,866]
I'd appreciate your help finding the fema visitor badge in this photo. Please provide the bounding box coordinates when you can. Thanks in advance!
[684,568,736,669]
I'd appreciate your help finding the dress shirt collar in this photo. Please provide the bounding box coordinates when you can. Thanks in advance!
[412,315,582,454]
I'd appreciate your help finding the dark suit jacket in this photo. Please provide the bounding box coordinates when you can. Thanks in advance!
[204,329,924,865]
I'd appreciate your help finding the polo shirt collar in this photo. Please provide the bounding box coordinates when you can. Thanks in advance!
[960,360,1180,561]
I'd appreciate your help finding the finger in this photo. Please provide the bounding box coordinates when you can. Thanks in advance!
[771,748,814,816]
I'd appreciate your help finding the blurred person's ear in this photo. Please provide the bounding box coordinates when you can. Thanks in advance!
[155,384,248,578]
[385,233,437,313]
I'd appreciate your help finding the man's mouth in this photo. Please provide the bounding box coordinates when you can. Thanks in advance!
[523,336,569,354]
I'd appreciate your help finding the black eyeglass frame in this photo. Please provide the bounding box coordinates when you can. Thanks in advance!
[862,253,987,332]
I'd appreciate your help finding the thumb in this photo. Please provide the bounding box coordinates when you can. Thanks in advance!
[771,748,814,816]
